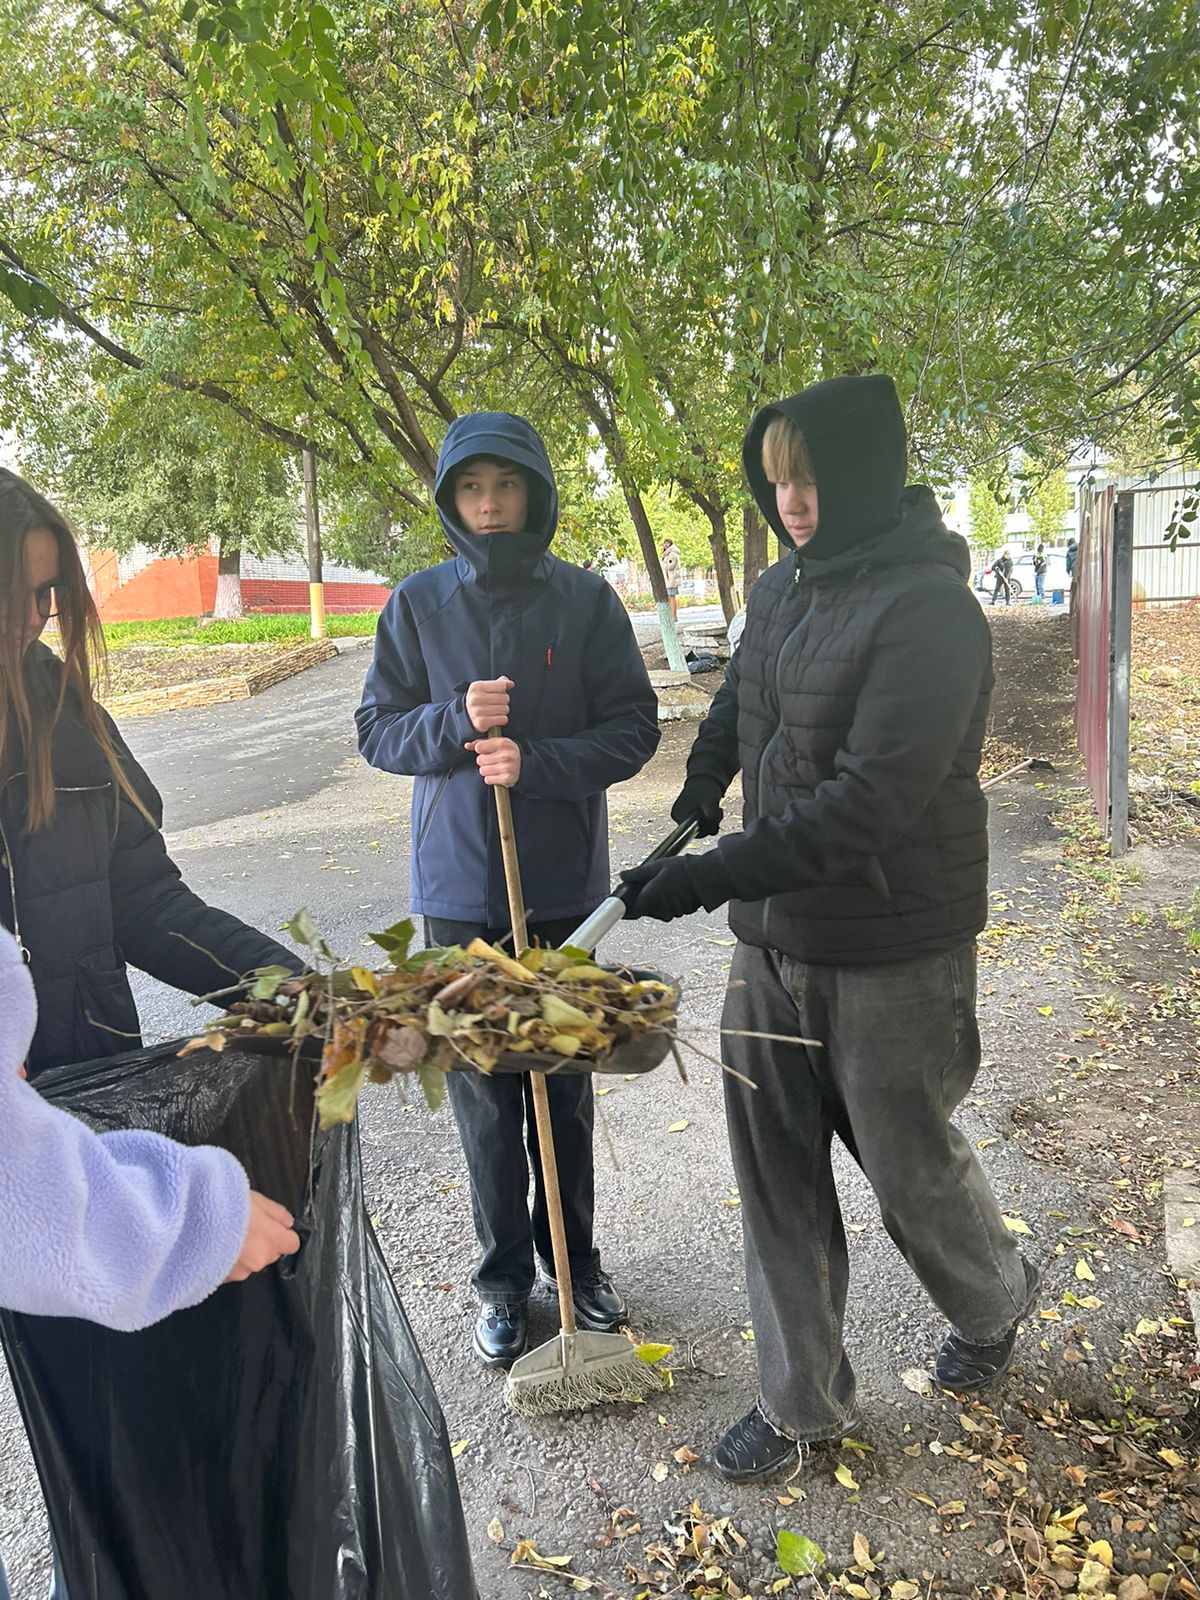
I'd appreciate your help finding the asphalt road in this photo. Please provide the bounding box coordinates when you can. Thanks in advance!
[0,647,1171,1598]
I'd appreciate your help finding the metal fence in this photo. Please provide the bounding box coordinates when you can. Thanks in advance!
[1074,487,1133,854]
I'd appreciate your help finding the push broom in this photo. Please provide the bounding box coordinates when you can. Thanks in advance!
[487,737,690,1417]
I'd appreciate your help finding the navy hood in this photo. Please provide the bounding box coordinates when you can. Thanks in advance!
[743,374,908,560]
[434,412,558,584]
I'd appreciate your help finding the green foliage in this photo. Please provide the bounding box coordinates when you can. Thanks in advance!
[19,378,299,561]
[102,613,379,648]
[1,0,1199,588]
[968,476,1008,556]
[1024,465,1073,546]
[597,485,715,569]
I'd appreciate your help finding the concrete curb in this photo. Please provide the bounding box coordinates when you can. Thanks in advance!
[104,638,338,719]
[1164,1169,1200,1357]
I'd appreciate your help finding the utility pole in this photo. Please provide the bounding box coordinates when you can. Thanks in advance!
[302,446,327,639]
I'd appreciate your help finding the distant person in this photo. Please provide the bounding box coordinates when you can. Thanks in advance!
[990,549,1013,606]
[1065,537,1078,618]
[1032,543,1047,600]
[660,536,683,620]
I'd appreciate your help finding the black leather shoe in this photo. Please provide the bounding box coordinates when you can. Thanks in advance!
[539,1266,627,1332]
[714,1405,806,1483]
[473,1300,528,1367]
[935,1259,1040,1394]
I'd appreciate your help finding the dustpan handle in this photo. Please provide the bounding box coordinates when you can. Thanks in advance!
[566,817,700,954]
[490,731,577,1338]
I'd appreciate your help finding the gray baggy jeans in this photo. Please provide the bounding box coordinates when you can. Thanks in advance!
[722,939,1029,1442]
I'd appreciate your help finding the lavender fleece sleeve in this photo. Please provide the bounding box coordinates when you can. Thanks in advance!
[0,934,251,1332]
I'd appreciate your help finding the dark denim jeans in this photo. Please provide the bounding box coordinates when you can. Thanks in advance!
[722,940,1030,1441]
[425,916,601,1300]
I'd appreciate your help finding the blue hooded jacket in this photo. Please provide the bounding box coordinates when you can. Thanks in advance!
[356,413,660,926]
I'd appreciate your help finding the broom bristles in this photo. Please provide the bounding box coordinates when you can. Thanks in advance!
[506,1354,663,1418]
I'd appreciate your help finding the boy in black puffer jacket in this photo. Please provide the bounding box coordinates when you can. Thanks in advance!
[620,375,1038,1481]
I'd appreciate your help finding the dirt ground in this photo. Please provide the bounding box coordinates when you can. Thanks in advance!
[101,638,316,698]
[3,608,1196,1600]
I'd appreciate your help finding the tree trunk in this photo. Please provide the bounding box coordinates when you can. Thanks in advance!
[621,485,688,672]
[212,536,243,619]
[743,504,770,598]
[586,401,687,673]
[302,446,327,638]
[702,505,738,622]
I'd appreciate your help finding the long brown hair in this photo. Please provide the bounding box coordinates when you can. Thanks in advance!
[0,467,146,830]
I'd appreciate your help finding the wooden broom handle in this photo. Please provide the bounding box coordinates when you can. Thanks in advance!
[489,730,577,1337]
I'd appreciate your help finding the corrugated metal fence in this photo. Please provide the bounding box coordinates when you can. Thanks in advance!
[1074,469,1200,852]
[1073,488,1133,853]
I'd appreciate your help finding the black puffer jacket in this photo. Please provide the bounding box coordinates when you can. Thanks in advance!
[1,646,301,1076]
[685,380,993,964]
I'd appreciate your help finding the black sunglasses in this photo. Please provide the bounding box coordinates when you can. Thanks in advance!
[33,580,67,622]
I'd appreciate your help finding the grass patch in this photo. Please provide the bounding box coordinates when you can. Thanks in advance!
[103,613,380,648]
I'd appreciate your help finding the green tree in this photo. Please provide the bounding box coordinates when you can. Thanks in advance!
[968,476,1008,558]
[1025,464,1073,547]
[20,376,301,617]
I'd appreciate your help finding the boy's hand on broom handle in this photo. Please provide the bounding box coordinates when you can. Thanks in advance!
[466,734,521,787]
[465,677,514,734]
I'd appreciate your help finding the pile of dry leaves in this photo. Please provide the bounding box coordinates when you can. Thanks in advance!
[183,911,677,1128]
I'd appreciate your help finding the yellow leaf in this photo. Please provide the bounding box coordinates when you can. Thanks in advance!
[651,1461,669,1483]
[1075,1259,1097,1281]
[487,1517,505,1543]
[891,1585,921,1600]
[1037,1005,1054,1016]
[350,965,379,996]
[1158,1447,1187,1468]
[1051,1505,1088,1535]
[450,1438,470,1458]
[1004,1215,1033,1235]
[835,1463,860,1491]
[667,1119,689,1133]
[852,1530,874,1569]
[636,1343,674,1365]
[1086,1540,1114,1568]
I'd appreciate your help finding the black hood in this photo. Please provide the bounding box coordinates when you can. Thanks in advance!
[434,412,557,586]
[743,374,908,560]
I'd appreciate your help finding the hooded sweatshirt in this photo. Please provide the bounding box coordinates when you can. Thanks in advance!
[356,413,659,926]
[681,375,993,963]
[0,928,250,1330]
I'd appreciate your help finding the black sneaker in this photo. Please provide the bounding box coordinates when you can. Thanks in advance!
[473,1300,528,1367]
[935,1259,1041,1394]
[713,1404,807,1483]
[538,1265,627,1332]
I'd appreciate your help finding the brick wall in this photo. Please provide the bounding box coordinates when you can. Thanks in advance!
[242,578,392,613]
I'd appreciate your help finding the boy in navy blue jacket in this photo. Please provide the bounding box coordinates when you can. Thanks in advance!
[356,413,659,1365]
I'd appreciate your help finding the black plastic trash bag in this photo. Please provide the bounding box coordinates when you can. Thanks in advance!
[685,651,723,674]
[0,1040,479,1600]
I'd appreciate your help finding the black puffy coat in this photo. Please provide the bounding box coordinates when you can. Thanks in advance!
[1,646,300,1077]
[685,382,992,965]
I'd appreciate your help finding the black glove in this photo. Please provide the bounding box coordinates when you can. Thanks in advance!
[619,857,704,921]
[670,777,725,838]
[620,850,739,922]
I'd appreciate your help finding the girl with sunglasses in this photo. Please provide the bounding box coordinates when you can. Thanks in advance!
[0,467,301,1075]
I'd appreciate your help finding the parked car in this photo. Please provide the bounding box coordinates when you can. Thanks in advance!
[976,550,1073,600]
